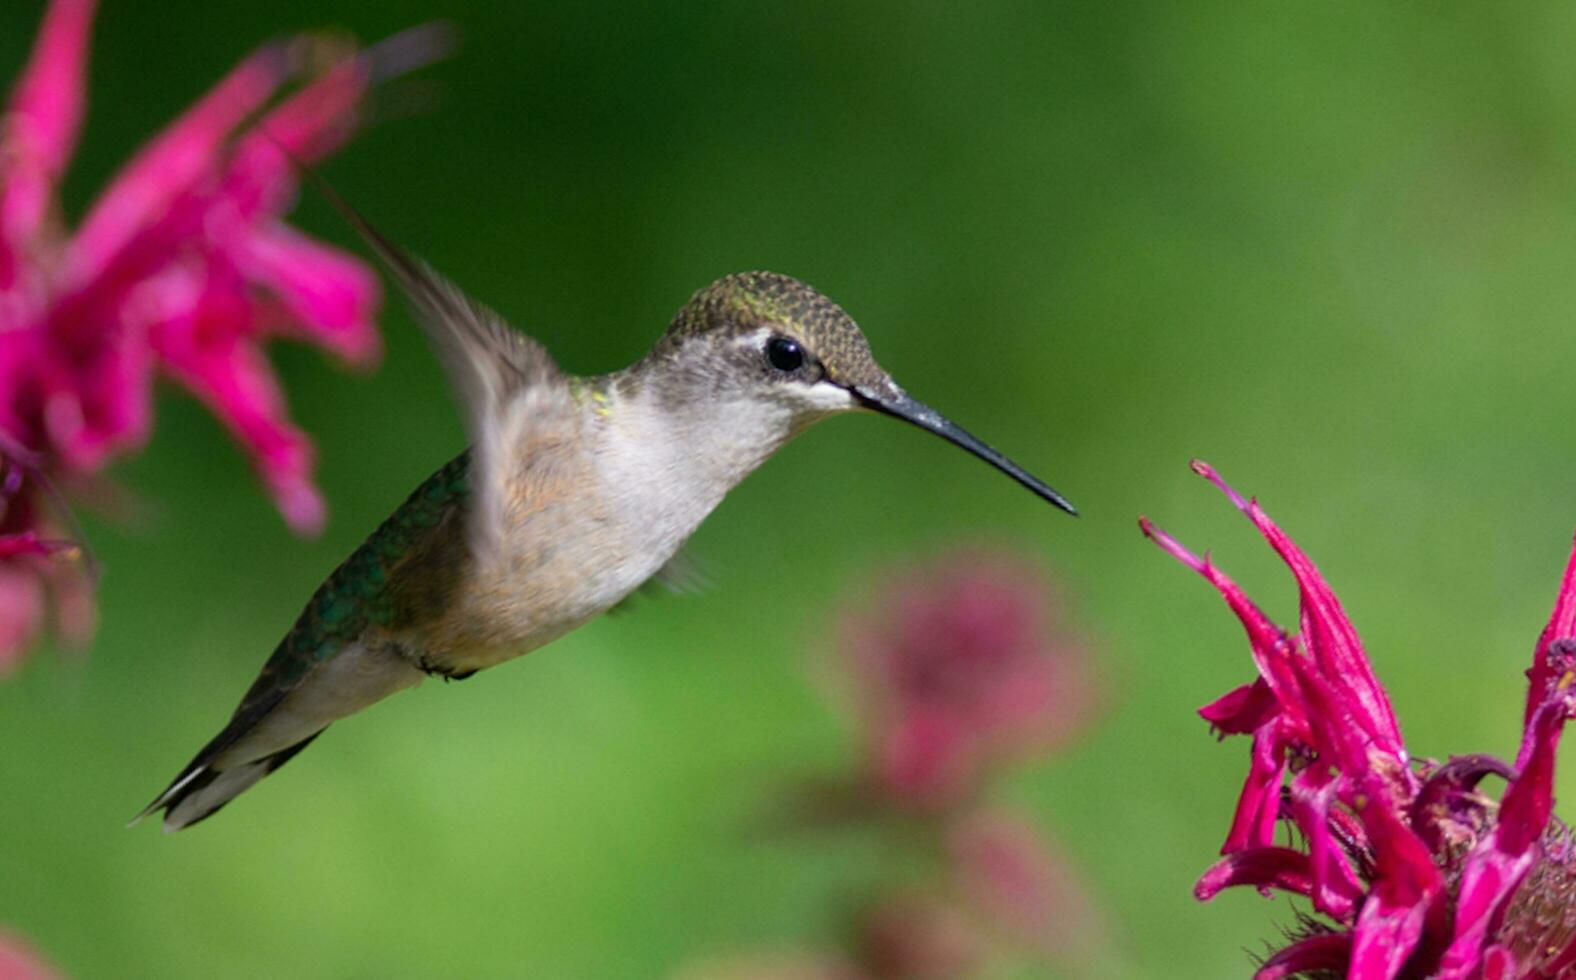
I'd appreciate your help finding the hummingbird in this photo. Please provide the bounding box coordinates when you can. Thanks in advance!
[133,197,1077,832]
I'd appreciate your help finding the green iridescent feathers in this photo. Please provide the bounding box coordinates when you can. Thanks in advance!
[235,453,472,700]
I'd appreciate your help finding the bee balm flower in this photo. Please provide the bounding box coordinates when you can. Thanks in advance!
[837,551,1095,810]
[1141,461,1576,980]
[0,0,436,669]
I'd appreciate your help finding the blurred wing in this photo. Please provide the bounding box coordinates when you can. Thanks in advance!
[608,550,709,614]
[306,172,563,564]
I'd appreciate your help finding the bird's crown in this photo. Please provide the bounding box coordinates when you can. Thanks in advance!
[658,271,888,391]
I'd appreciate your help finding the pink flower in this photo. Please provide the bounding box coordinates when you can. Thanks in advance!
[946,810,1104,961]
[0,928,62,980]
[837,551,1095,809]
[685,551,1106,980]
[1141,461,1576,980]
[0,2,436,669]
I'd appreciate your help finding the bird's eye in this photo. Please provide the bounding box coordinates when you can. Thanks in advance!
[765,335,806,373]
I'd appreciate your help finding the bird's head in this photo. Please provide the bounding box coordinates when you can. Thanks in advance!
[642,271,1076,514]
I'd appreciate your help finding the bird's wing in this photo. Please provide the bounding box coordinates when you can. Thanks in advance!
[132,454,470,828]
[607,550,709,614]
[306,174,564,567]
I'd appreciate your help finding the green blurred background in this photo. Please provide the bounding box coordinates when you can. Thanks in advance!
[6,1,1576,976]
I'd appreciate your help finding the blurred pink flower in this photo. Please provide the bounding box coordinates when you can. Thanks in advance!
[838,551,1095,809]
[852,891,986,980]
[0,1,434,670]
[685,550,1107,980]
[946,809,1104,961]
[0,929,61,980]
[1141,461,1576,980]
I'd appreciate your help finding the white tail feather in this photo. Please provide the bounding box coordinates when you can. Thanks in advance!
[163,763,272,832]
[127,764,209,828]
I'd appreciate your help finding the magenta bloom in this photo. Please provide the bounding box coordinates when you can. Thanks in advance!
[1142,461,1576,980]
[0,1,420,669]
[838,551,1095,809]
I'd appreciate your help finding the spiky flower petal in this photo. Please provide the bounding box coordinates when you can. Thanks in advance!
[1143,462,1576,979]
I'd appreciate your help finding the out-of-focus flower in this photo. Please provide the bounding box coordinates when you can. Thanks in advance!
[0,1,437,670]
[946,809,1103,961]
[837,551,1095,809]
[852,891,985,980]
[1141,461,1576,980]
[0,928,61,980]
[685,549,1109,980]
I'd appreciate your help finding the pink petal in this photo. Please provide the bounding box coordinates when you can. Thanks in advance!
[235,224,381,363]
[948,811,1098,954]
[1481,945,1518,980]
[66,44,288,284]
[971,648,1069,750]
[1434,846,1537,980]
[1221,718,1289,853]
[839,549,1094,801]
[1346,797,1443,980]
[0,0,96,261]
[1287,764,1365,921]
[1436,676,1576,978]
[1286,654,1394,798]
[1199,678,1281,735]
[35,308,156,472]
[143,264,324,533]
[1194,846,1313,901]
[218,59,369,221]
[1349,888,1429,980]
[876,707,974,806]
[1253,934,1350,980]
[1191,461,1405,760]
[1139,515,1309,735]
[1526,533,1576,726]
[0,565,46,675]
[260,58,366,160]
[0,532,59,559]
[1505,653,1576,850]
[0,928,62,980]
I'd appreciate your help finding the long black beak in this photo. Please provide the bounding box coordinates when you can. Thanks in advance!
[852,386,1077,515]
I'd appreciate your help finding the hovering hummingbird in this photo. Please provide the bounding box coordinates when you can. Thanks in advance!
[134,198,1077,831]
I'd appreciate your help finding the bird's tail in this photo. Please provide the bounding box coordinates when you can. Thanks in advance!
[129,731,325,832]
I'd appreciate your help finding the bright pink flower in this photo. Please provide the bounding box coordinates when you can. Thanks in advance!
[0,3,436,668]
[838,551,1095,809]
[1142,461,1576,980]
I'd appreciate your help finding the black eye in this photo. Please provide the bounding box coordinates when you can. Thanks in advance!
[765,336,805,373]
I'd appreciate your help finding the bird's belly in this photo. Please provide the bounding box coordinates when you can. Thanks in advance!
[420,536,667,673]
[431,615,590,673]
